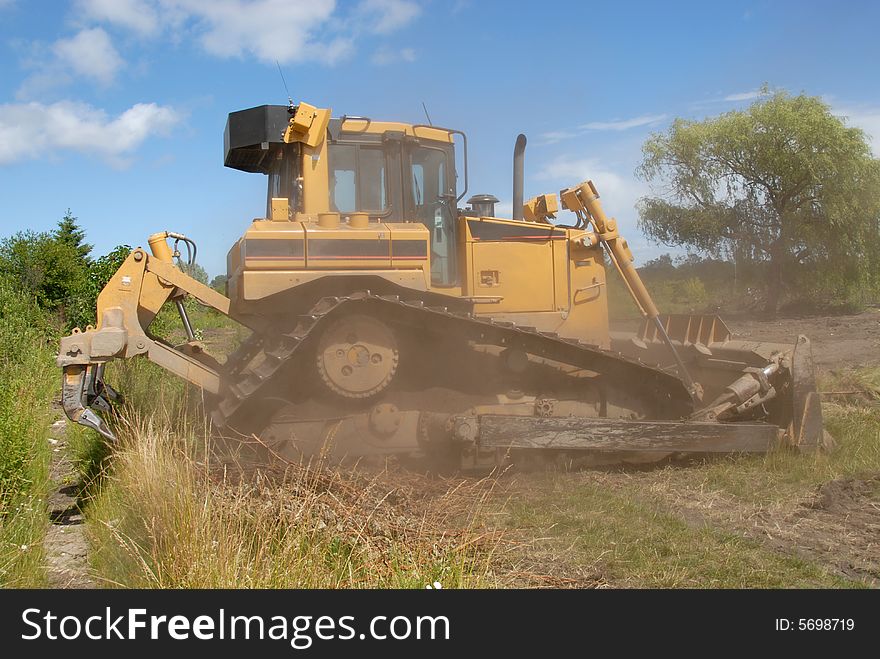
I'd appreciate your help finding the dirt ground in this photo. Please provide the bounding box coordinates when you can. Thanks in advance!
[582,469,880,587]
[44,415,95,588]
[614,307,880,372]
[723,308,880,371]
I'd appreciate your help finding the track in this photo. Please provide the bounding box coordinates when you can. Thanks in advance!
[211,291,695,431]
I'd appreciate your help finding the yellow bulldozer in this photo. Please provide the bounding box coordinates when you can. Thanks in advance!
[57,100,828,469]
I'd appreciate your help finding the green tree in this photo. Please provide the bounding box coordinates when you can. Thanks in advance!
[182,262,208,285]
[0,231,86,311]
[54,209,92,262]
[65,245,132,330]
[209,273,228,293]
[640,253,676,276]
[637,91,880,312]
[0,211,130,330]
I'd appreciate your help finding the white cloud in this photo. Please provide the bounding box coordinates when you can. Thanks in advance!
[15,71,73,101]
[535,156,628,192]
[0,101,180,167]
[542,114,667,145]
[60,0,421,68]
[357,0,421,34]
[170,0,338,64]
[371,46,416,65]
[75,0,160,36]
[834,105,880,156]
[160,0,422,64]
[51,28,124,85]
[533,155,646,226]
[687,88,771,109]
[537,130,577,145]
[580,114,668,131]
[321,37,356,64]
[723,90,764,102]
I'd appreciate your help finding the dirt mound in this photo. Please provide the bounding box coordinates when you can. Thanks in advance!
[805,475,880,514]
[776,474,880,584]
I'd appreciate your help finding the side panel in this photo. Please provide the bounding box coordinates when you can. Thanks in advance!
[303,223,392,269]
[234,220,432,302]
[456,217,611,346]
[240,270,429,301]
[465,217,561,314]
[551,236,570,311]
[387,222,430,271]
[242,228,306,270]
[470,242,555,313]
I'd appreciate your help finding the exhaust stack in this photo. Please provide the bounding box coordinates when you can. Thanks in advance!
[512,133,527,220]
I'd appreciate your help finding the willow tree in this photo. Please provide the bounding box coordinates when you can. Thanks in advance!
[637,91,880,312]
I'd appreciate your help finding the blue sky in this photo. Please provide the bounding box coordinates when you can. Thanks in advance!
[1,0,879,277]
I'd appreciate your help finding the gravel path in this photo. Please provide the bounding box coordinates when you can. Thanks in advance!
[44,417,95,589]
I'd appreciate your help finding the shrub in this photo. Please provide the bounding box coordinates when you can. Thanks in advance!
[675,277,708,307]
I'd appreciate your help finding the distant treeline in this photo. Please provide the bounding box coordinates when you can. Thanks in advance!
[609,252,878,318]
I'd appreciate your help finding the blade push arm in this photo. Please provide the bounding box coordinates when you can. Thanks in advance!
[560,180,699,399]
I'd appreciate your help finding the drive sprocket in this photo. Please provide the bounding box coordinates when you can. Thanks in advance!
[315,313,399,399]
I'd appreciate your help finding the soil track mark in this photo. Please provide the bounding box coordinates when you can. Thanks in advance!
[44,417,95,589]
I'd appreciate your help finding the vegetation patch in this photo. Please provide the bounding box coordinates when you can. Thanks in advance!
[75,362,499,589]
[0,277,55,587]
[499,385,880,588]
[502,476,853,588]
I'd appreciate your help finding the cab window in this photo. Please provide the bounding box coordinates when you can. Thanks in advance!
[266,143,302,217]
[328,143,386,213]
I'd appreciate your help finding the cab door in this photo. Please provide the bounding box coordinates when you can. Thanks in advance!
[404,142,458,286]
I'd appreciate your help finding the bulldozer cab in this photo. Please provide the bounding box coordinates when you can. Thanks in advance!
[225,104,461,287]
[324,121,459,286]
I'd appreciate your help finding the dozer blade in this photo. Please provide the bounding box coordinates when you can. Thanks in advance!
[475,415,780,453]
[244,404,783,472]
[613,314,831,453]
[61,365,117,442]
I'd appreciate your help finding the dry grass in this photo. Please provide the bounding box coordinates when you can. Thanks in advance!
[820,366,880,404]
[498,473,856,588]
[82,393,501,588]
